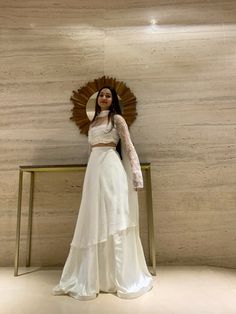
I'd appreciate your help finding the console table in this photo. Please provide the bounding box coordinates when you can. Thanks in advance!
[14,163,156,276]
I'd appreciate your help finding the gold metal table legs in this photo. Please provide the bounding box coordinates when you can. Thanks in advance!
[26,172,34,267]
[14,169,23,276]
[144,166,156,276]
[14,170,35,276]
[14,164,156,276]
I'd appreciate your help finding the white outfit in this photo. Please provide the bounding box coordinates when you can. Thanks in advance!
[52,111,153,300]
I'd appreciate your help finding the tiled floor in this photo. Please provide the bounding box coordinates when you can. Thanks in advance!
[1,266,236,314]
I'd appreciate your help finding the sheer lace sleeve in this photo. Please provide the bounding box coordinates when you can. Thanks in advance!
[88,125,92,157]
[88,143,92,157]
[114,114,143,189]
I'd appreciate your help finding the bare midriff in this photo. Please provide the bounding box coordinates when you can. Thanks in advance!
[91,142,116,148]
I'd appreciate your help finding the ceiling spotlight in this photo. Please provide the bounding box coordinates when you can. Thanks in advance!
[150,19,158,25]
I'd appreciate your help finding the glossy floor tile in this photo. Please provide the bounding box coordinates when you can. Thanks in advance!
[1,266,236,314]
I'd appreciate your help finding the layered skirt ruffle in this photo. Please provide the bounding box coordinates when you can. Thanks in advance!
[52,147,153,300]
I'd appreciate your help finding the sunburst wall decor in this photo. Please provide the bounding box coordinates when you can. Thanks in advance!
[70,75,137,135]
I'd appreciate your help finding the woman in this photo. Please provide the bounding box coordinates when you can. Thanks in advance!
[52,86,153,300]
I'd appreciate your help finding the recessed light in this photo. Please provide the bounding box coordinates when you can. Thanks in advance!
[150,19,158,25]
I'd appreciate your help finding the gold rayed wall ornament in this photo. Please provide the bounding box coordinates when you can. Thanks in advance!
[70,75,137,135]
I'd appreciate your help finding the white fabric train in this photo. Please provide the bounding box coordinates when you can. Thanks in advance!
[52,146,153,300]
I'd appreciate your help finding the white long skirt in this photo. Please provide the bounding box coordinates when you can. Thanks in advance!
[52,147,153,300]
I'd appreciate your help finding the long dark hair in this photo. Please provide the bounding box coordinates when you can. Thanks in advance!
[91,86,122,158]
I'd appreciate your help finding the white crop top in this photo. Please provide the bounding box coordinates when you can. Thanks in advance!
[88,112,143,189]
[88,120,119,146]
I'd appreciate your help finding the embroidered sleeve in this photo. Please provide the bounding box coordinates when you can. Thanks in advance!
[88,126,92,156]
[88,143,92,156]
[114,114,143,189]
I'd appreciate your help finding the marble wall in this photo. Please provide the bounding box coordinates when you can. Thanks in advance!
[0,0,236,267]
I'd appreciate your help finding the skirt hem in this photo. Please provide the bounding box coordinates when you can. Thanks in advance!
[52,281,153,301]
[117,281,153,299]
[70,224,137,249]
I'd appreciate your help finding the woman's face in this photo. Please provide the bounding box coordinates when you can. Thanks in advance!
[97,88,112,111]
